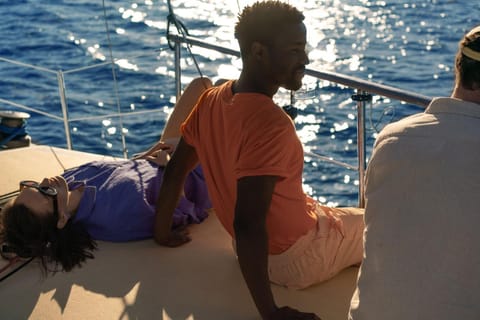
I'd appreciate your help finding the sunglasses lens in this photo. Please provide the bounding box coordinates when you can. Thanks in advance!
[19,181,57,196]
[40,186,57,196]
[20,181,37,190]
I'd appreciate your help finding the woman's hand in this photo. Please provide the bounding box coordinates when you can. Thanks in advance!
[144,149,171,167]
[133,141,175,166]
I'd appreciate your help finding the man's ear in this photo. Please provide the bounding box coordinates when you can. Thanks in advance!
[251,41,268,61]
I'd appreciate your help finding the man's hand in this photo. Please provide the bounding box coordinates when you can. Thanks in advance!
[268,306,321,320]
[153,138,198,247]
[155,227,191,247]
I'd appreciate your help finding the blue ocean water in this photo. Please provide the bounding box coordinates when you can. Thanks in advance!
[0,0,478,206]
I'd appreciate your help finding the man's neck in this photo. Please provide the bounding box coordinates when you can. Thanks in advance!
[234,73,278,98]
[451,85,480,105]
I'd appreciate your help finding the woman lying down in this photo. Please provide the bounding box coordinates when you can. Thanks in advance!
[0,77,213,274]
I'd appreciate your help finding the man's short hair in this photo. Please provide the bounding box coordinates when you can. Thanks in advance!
[234,1,304,57]
[456,26,480,90]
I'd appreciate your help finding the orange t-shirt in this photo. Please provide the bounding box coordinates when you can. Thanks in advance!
[182,80,317,254]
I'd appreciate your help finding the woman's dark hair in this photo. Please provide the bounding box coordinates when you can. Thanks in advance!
[455,27,480,90]
[234,1,304,57]
[0,200,96,274]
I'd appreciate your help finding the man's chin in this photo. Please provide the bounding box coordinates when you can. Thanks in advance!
[282,81,303,91]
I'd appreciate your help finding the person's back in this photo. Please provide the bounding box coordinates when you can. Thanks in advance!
[350,100,480,319]
[182,80,316,253]
[349,25,480,320]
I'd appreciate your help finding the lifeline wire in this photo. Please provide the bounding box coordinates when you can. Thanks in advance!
[166,0,205,81]
[101,0,128,159]
[368,100,396,134]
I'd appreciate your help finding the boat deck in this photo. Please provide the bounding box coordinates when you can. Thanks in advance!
[0,145,358,320]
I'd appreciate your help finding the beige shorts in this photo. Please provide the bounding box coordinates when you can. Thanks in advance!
[268,206,364,289]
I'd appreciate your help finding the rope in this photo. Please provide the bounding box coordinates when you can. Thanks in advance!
[101,0,128,159]
[166,0,204,79]
[0,257,20,274]
[0,190,19,204]
[49,146,66,171]
[0,123,28,147]
[0,257,34,283]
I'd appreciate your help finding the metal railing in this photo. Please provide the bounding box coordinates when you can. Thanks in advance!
[0,36,432,207]
[0,49,168,151]
[169,34,432,207]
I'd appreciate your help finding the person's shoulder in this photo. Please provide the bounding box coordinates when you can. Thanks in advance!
[250,100,292,127]
[195,80,234,108]
[208,80,234,96]
[376,111,429,140]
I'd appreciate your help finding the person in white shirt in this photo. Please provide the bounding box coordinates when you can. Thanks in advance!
[349,25,480,320]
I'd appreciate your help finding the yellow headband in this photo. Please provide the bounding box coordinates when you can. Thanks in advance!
[466,25,480,37]
[461,26,480,61]
[462,46,480,62]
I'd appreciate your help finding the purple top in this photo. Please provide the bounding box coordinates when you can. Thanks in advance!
[61,159,211,242]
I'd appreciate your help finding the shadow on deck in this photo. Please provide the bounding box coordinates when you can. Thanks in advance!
[0,146,358,320]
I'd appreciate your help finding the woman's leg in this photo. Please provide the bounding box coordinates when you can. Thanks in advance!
[160,77,212,143]
[134,77,212,162]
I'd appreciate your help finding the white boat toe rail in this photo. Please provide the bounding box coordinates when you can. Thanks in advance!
[0,36,432,207]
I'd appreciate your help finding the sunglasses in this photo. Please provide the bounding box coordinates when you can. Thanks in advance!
[19,180,59,222]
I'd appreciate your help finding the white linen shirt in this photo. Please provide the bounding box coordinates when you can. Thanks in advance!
[349,97,480,320]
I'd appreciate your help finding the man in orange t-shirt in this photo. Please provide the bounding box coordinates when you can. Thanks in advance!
[182,80,317,255]
[154,2,363,319]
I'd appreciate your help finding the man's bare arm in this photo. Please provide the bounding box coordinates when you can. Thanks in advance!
[234,176,321,320]
[154,138,198,246]
[234,175,278,318]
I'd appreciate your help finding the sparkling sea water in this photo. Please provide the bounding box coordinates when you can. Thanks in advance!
[1,0,478,206]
